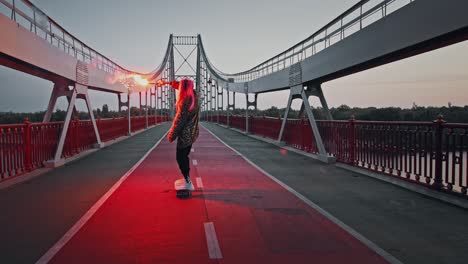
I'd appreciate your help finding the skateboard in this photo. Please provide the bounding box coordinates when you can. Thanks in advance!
[175,179,192,198]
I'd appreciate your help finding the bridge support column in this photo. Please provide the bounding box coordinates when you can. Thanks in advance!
[43,80,78,123]
[118,92,131,135]
[245,93,258,134]
[46,83,103,168]
[139,92,142,110]
[117,93,129,113]
[170,88,176,119]
[227,91,235,127]
[206,83,212,122]
[160,85,166,120]
[151,86,157,125]
[299,83,333,120]
[137,91,149,129]
[145,90,149,129]
[278,85,335,164]
[217,83,223,123]
[211,83,216,122]
[127,92,132,136]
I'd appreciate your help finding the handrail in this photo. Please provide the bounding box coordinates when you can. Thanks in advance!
[1,0,415,85]
[0,0,171,81]
[201,0,415,83]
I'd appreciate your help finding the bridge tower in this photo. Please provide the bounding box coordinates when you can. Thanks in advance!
[167,35,200,118]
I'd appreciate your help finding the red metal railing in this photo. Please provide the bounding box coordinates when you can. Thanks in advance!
[205,115,468,197]
[0,124,26,179]
[442,123,468,194]
[63,119,96,157]
[218,115,228,126]
[98,117,129,142]
[317,120,351,163]
[148,116,157,127]
[0,115,169,182]
[250,116,282,140]
[30,122,62,169]
[226,115,246,131]
[131,116,147,132]
[157,115,170,123]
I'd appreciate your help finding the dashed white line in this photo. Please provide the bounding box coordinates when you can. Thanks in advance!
[201,124,403,264]
[204,222,223,259]
[192,159,198,166]
[196,177,204,189]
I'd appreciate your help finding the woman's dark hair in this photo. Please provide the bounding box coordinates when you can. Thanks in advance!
[177,78,195,111]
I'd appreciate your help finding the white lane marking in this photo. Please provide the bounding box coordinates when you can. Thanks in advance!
[36,131,170,264]
[191,148,195,152]
[196,177,204,189]
[192,159,198,166]
[204,222,223,259]
[201,124,403,264]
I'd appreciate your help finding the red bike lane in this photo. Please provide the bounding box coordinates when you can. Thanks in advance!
[49,127,389,264]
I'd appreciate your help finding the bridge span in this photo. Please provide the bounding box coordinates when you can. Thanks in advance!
[0,123,467,263]
[1,0,468,263]
[2,0,468,164]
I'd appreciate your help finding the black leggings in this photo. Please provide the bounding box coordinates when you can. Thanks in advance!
[176,144,192,181]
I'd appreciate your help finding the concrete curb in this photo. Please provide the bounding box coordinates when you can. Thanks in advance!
[336,163,468,210]
[207,122,468,210]
[218,125,336,163]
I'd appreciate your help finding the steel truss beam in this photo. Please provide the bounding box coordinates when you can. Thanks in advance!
[298,83,333,120]
[45,83,103,167]
[245,93,258,134]
[278,85,335,164]
[150,86,157,125]
[226,90,235,127]
[43,80,78,123]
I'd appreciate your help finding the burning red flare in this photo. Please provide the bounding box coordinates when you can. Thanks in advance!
[133,75,149,86]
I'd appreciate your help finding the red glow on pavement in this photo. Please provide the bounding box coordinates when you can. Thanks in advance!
[280,149,288,155]
[49,128,389,264]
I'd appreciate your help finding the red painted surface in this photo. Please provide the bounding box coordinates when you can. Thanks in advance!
[50,127,388,263]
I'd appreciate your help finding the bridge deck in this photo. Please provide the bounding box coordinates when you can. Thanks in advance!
[1,123,467,263]
[48,127,386,263]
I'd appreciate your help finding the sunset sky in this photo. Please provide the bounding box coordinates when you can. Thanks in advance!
[1,0,467,112]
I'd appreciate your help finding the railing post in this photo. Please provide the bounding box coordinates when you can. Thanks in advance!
[349,115,356,165]
[127,93,132,136]
[24,118,32,172]
[11,0,16,21]
[360,5,363,29]
[245,110,249,134]
[97,116,101,141]
[301,118,307,151]
[433,115,445,190]
[145,90,149,129]
[73,117,79,154]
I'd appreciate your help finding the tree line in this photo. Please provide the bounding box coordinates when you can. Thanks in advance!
[1,104,468,124]
[213,104,468,123]
[0,104,169,124]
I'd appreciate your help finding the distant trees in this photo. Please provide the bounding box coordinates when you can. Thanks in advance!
[0,104,171,124]
[212,104,468,123]
[102,104,109,115]
[2,104,468,124]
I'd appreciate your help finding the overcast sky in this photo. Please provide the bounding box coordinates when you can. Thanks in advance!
[1,0,467,113]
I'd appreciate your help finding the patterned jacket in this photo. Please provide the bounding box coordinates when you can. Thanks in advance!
[168,91,199,148]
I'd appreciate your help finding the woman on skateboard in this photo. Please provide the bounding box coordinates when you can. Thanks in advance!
[167,78,199,191]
